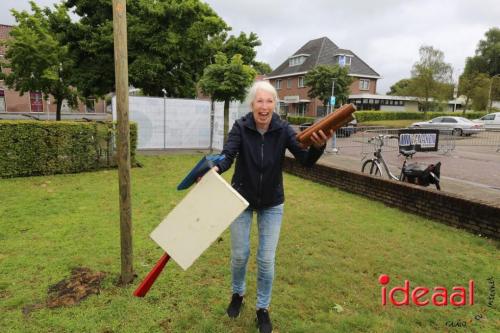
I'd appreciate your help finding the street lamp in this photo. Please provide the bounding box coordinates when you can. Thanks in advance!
[330,79,335,114]
[162,88,167,149]
[330,79,338,153]
[488,74,500,113]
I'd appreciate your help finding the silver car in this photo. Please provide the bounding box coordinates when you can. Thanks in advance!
[473,112,500,129]
[410,116,484,136]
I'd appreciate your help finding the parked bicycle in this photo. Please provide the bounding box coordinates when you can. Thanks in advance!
[361,134,441,190]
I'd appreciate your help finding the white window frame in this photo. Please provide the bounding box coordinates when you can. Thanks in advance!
[275,79,282,90]
[359,79,370,91]
[289,54,309,67]
[298,76,305,88]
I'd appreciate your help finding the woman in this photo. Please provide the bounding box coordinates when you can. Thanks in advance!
[214,80,331,333]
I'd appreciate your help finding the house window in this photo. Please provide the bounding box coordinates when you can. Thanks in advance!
[30,91,43,112]
[288,54,309,67]
[359,79,370,91]
[338,55,352,67]
[0,89,5,112]
[298,76,305,88]
[287,78,291,89]
[275,80,282,90]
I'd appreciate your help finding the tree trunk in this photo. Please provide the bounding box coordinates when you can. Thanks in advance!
[56,98,62,121]
[223,99,230,143]
[113,0,134,285]
[463,96,470,115]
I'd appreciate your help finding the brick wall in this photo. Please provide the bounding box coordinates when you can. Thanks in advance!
[349,77,377,94]
[0,24,12,55]
[272,76,378,117]
[283,156,499,240]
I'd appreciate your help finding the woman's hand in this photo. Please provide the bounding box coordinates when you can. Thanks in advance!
[196,166,219,183]
[310,129,334,149]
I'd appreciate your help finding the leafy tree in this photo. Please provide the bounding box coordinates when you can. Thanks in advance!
[408,45,453,112]
[0,2,77,121]
[387,78,413,95]
[458,72,490,112]
[462,28,500,109]
[304,64,352,109]
[220,32,271,74]
[63,0,229,98]
[253,61,272,75]
[221,32,261,65]
[198,53,256,142]
[464,27,500,77]
[469,74,491,111]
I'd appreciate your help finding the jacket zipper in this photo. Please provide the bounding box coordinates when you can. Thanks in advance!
[258,133,264,205]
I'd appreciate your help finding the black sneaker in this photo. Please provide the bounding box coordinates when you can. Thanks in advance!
[227,293,244,318]
[256,308,273,333]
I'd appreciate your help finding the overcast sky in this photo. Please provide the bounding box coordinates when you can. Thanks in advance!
[2,0,499,94]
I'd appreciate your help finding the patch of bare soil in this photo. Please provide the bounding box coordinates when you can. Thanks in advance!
[22,267,106,316]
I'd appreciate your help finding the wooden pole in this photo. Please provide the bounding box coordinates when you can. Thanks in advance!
[112,0,134,285]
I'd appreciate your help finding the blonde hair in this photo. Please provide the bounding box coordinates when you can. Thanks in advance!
[246,80,278,107]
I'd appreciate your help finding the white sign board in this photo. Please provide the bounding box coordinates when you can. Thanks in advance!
[150,169,249,270]
[283,95,300,103]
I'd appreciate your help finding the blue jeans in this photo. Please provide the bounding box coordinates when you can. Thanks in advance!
[230,203,284,309]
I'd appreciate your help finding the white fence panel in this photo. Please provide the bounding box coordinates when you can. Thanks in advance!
[112,96,252,150]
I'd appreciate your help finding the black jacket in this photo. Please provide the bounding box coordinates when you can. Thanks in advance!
[217,112,324,209]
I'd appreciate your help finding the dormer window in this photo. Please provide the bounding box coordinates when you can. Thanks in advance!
[337,54,352,67]
[289,54,309,67]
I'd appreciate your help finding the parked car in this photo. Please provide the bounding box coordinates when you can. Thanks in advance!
[299,114,357,137]
[473,112,500,129]
[409,116,484,136]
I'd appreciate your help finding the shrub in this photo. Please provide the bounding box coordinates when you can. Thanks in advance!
[286,116,316,125]
[348,111,487,122]
[0,121,137,178]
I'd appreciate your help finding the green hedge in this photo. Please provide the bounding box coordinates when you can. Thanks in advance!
[287,116,316,125]
[0,121,137,178]
[353,111,487,122]
[287,111,487,123]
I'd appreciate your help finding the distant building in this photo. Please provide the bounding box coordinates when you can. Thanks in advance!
[0,24,107,119]
[347,93,466,112]
[267,37,381,117]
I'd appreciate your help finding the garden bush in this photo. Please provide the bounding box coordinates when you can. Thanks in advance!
[335,111,487,122]
[287,111,487,124]
[0,120,137,177]
[286,116,316,125]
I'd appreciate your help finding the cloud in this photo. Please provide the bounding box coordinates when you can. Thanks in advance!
[3,0,498,94]
[205,0,500,94]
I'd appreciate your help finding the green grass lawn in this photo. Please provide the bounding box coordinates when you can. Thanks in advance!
[0,154,498,333]
[359,120,419,128]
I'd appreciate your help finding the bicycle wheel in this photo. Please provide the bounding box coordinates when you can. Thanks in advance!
[361,159,382,176]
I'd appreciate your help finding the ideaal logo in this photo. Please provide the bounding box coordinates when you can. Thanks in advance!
[378,274,496,329]
[378,274,474,306]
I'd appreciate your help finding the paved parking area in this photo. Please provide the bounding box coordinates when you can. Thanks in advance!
[317,130,500,206]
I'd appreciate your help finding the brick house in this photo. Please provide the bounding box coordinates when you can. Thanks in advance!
[0,24,107,119]
[267,37,380,117]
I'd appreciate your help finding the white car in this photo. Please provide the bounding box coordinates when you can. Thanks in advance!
[473,112,500,129]
[410,116,484,136]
